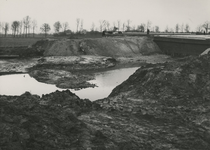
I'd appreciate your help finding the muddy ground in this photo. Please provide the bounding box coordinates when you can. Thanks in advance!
[2,36,209,149]
[1,54,210,149]
[0,54,171,90]
[0,36,170,89]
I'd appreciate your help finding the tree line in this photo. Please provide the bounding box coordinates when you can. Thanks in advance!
[0,15,209,38]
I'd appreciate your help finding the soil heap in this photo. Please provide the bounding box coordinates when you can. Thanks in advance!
[94,54,210,149]
[33,37,161,57]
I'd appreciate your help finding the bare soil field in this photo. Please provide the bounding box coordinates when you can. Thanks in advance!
[0,37,43,47]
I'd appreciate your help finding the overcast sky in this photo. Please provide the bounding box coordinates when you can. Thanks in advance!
[0,0,209,32]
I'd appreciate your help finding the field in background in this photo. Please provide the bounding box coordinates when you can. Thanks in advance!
[0,32,103,47]
[0,37,44,47]
[1,31,204,47]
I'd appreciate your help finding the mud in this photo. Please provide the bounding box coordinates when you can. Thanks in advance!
[2,36,197,149]
[1,54,210,149]
[0,54,171,89]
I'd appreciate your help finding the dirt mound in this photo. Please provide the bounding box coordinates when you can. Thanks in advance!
[33,37,161,57]
[94,54,210,149]
[0,90,114,149]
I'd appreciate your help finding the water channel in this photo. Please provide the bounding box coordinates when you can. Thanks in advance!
[0,67,139,101]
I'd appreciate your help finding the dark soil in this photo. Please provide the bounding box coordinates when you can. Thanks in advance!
[1,54,210,149]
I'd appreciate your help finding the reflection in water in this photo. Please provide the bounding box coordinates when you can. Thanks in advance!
[73,67,138,100]
[0,74,61,96]
[0,67,138,101]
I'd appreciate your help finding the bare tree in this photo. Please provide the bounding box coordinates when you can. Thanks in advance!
[80,19,83,32]
[62,22,69,32]
[32,20,37,37]
[175,24,179,33]
[23,16,31,37]
[180,23,184,32]
[196,24,203,32]
[28,23,31,37]
[76,18,80,33]
[106,21,110,31]
[40,23,51,37]
[1,22,4,37]
[203,21,210,33]
[91,22,95,31]
[0,22,1,36]
[122,22,126,31]
[155,26,160,32]
[99,20,103,32]
[102,20,107,31]
[54,21,62,33]
[137,23,145,32]
[132,25,136,31]
[117,20,121,31]
[3,23,9,37]
[126,20,131,31]
[146,20,152,30]
[165,26,169,33]
[170,28,174,33]
[185,24,190,32]
[18,21,23,37]
[11,21,20,37]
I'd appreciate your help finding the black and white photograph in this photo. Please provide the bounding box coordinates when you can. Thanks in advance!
[0,0,210,149]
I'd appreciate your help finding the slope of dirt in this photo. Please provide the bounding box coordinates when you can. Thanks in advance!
[33,37,161,57]
[0,90,113,149]
[93,54,210,149]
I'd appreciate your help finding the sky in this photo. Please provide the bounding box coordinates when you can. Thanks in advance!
[0,0,210,33]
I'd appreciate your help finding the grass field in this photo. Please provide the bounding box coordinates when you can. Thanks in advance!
[0,33,103,47]
[0,37,44,47]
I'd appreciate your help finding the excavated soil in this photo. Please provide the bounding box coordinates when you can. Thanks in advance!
[33,36,161,57]
[1,54,210,149]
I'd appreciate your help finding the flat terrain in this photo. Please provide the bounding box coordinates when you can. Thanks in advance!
[0,37,42,47]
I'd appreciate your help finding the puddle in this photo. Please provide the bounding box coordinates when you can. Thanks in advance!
[73,67,138,100]
[0,74,61,96]
[0,67,139,101]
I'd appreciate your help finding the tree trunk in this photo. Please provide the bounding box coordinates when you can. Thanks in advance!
[25,27,27,38]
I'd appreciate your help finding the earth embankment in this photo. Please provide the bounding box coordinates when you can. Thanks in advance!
[34,36,161,57]
[93,54,210,149]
